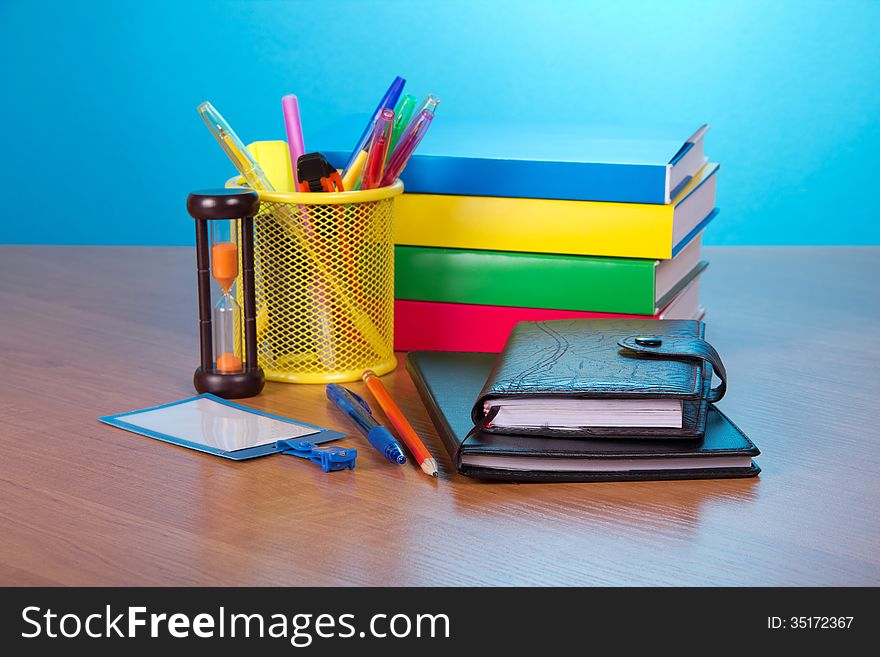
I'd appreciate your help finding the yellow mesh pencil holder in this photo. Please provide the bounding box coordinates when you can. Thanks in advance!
[226,177,402,383]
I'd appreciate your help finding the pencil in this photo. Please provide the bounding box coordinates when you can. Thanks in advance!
[362,370,438,477]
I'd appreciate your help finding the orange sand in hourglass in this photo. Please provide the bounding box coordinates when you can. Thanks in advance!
[212,241,243,373]
[212,241,239,292]
[215,352,242,373]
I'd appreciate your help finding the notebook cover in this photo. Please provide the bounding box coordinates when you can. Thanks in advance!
[406,351,759,482]
[320,122,708,203]
[394,245,708,316]
[393,164,718,260]
[393,275,704,353]
[475,319,712,438]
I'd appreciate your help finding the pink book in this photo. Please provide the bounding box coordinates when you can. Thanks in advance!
[394,278,704,353]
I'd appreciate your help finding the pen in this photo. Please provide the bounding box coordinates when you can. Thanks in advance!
[362,370,438,477]
[281,94,306,186]
[341,150,367,191]
[360,108,394,190]
[380,95,439,187]
[198,101,275,192]
[326,384,407,464]
[387,93,417,162]
[341,76,405,176]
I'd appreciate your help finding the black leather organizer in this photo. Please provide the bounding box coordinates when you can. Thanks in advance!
[472,319,727,439]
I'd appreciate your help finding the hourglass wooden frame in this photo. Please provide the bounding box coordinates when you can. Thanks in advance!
[186,188,265,398]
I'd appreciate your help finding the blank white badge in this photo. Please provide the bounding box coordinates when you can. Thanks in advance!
[122,397,319,452]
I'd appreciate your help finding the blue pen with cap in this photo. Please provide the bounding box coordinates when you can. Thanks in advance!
[341,76,406,177]
[326,384,407,464]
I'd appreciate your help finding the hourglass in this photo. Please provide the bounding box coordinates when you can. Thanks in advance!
[186,189,265,398]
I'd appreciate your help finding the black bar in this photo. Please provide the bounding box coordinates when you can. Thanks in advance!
[1,587,875,654]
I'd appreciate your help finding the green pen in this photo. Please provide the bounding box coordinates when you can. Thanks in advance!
[387,93,417,163]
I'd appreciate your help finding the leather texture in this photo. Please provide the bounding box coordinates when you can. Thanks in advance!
[407,351,759,483]
[618,334,726,402]
[473,318,715,438]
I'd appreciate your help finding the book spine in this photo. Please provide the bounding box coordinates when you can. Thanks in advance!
[394,192,673,259]
[394,300,662,353]
[394,246,658,315]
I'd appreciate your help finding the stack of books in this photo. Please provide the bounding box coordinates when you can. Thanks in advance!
[387,123,718,352]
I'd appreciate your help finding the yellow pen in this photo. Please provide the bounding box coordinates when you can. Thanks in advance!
[198,101,275,191]
[341,150,367,191]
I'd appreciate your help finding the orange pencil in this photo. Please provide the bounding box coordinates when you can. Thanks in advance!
[362,370,438,478]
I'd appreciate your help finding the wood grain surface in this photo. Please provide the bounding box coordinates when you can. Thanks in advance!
[1,246,878,586]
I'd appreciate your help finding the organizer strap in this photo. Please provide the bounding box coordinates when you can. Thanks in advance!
[617,335,727,403]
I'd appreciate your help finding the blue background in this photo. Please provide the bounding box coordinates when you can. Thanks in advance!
[1,0,877,246]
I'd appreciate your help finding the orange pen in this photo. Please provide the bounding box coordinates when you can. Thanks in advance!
[362,370,438,478]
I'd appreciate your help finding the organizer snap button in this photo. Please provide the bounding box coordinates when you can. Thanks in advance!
[634,336,663,347]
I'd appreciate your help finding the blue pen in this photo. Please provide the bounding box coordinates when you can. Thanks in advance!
[326,384,407,464]
[341,76,406,176]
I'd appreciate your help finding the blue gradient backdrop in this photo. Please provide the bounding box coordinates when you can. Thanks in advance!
[1,0,877,245]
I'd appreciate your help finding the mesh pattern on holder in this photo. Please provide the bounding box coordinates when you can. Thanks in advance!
[236,190,398,383]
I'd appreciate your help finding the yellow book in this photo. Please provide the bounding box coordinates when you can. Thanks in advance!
[395,163,719,260]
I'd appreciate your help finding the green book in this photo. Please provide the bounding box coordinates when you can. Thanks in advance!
[394,235,707,315]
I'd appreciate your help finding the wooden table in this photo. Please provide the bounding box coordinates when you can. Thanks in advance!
[1,246,878,586]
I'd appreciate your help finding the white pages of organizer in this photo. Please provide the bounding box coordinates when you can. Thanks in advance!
[486,398,684,430]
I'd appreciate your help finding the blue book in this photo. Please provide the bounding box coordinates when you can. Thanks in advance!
[319,121,709,204]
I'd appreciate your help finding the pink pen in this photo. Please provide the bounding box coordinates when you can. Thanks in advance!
[381,95,438,187]
[282,94,306,186]
[361,108,394,189]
